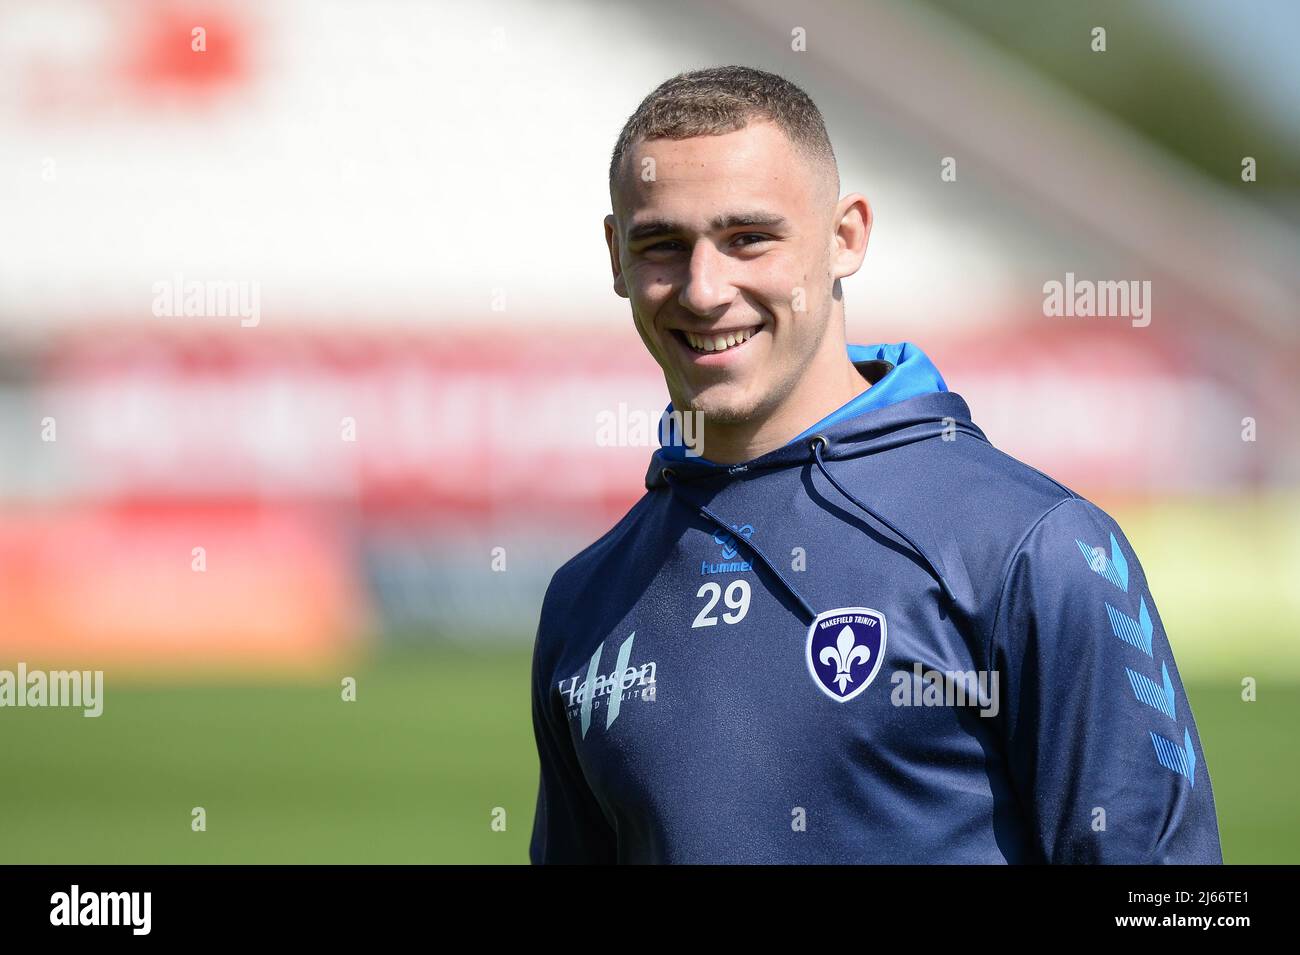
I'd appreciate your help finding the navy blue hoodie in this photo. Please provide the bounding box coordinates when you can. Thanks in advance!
[529,342,1222,864]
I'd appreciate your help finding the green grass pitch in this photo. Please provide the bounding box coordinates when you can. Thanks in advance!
[0,646,1294,863]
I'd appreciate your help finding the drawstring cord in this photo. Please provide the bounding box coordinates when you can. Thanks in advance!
[659,433,957,620]
[661,468,818,622]
[808,435,957,605]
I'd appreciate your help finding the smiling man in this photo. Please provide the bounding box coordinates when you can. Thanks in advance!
[528,65,1222,864]
[606,111,867,464]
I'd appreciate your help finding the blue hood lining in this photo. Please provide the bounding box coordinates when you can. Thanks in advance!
[658,341,947,463]
[790,341,948,445]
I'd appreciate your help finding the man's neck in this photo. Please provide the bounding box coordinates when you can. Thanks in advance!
[695,355,870,465]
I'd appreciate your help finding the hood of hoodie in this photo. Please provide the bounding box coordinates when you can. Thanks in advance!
[649,340,972,485]
[644,341,990,616]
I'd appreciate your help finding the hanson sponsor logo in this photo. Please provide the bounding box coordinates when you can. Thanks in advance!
[560,631,657,739]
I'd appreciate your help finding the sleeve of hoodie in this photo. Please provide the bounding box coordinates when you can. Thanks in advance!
[528,602,617,865]
[989,496,1223,864]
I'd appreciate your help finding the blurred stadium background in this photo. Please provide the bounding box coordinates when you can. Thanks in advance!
[1,0,1297,863]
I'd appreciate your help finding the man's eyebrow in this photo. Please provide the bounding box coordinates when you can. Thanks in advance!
[625,212,789,243]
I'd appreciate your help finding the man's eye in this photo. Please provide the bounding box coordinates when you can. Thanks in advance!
[641,235,770,253]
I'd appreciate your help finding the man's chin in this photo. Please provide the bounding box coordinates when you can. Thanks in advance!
[676,388,763,427]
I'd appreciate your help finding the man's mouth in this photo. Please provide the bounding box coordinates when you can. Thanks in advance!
[673,326,760,355]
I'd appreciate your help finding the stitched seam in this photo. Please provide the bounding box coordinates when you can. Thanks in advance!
[985,495,1080,673]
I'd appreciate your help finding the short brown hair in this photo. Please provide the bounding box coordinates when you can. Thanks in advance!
[608,65,839,208]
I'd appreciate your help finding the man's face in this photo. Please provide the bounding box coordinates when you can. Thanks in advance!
[605,121,843,424]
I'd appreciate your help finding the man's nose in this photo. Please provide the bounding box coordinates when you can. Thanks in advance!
[678,239,735,317]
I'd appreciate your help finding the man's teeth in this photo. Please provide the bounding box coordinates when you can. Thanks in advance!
[683,328,757,352]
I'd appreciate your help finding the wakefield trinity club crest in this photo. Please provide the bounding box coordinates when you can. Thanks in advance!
[806,607,888,702]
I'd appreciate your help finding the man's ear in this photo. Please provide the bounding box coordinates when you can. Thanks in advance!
[830,194,872,282]
[604,214,628,298]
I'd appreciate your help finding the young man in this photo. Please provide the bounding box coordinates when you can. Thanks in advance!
[529,65,1222,864]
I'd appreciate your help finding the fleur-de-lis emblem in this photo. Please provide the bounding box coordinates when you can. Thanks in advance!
[819,625,871,693]
[806,607,887,703]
